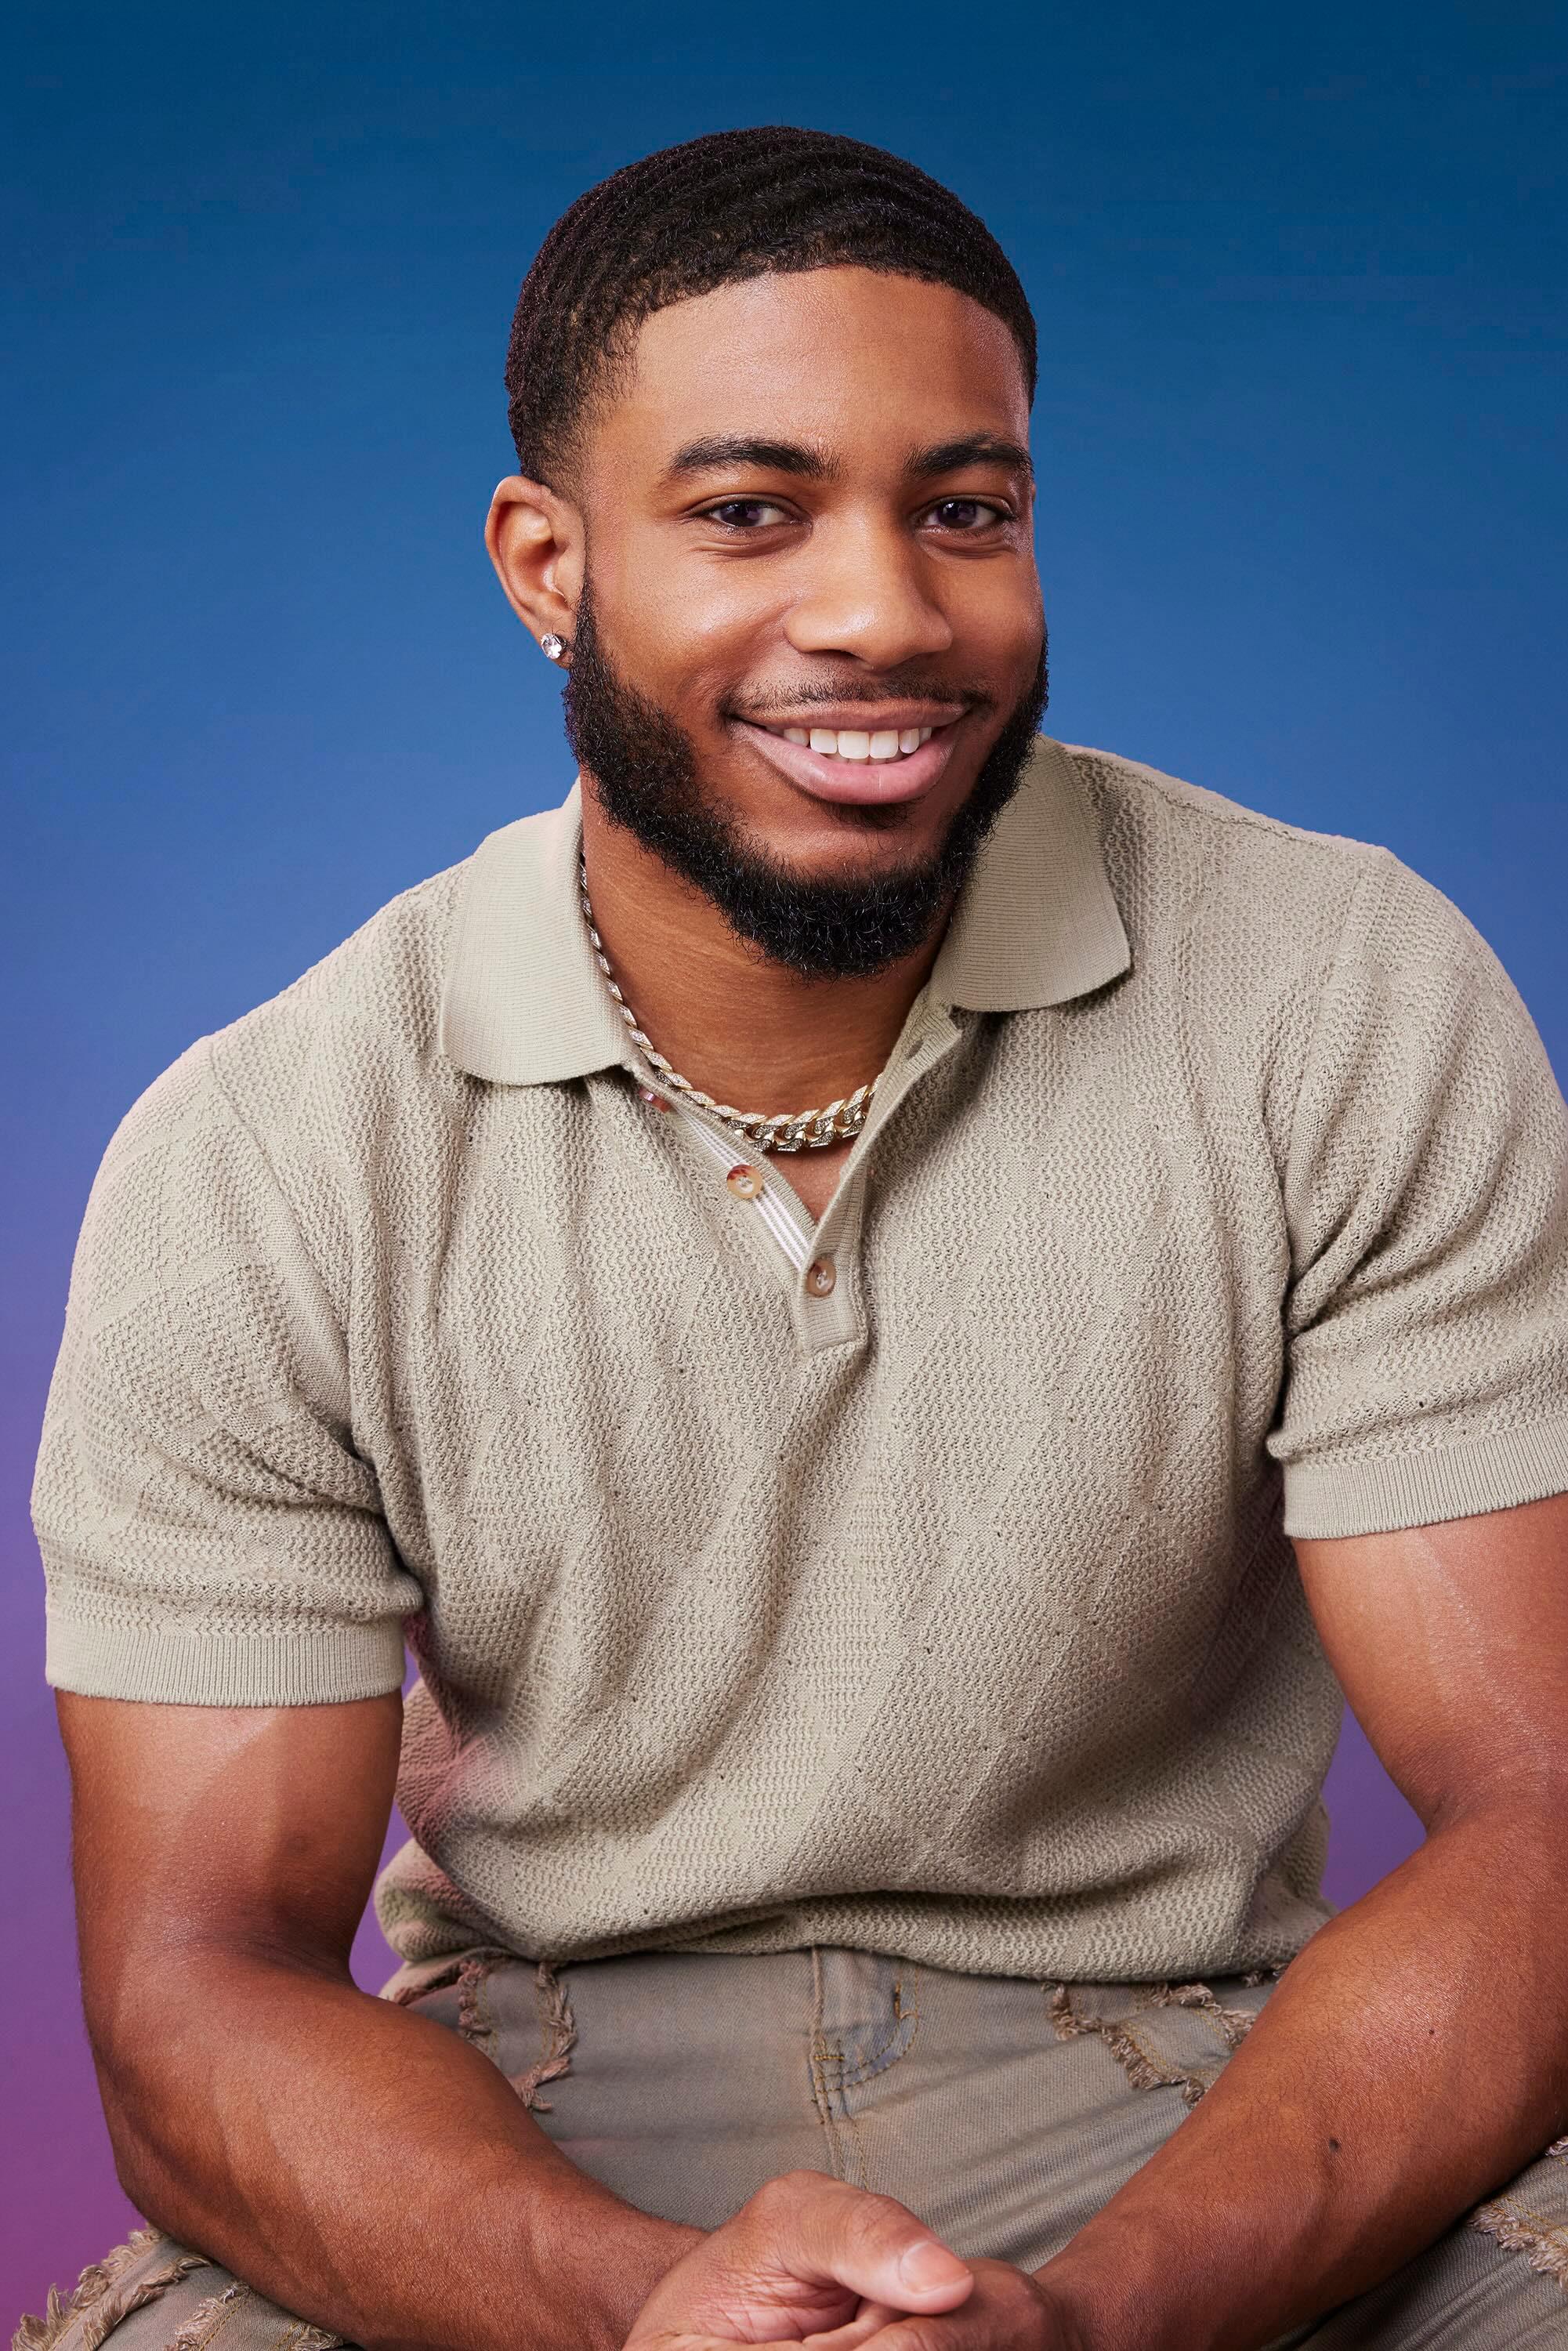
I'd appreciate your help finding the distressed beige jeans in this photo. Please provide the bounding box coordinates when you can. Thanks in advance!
[15,1947,1568,2351]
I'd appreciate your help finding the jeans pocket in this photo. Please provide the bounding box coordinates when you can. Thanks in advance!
[1046,1971,1277,2106]
[830,1963,922,2090]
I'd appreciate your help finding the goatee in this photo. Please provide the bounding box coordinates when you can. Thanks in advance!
[561,580,1048,981]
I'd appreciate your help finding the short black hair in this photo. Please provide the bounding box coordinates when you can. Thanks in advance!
[505,125,1037,492]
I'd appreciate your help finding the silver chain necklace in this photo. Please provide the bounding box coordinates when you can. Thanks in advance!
[578,857,882,1154]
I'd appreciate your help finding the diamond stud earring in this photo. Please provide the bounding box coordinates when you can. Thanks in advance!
[540,632,567,662]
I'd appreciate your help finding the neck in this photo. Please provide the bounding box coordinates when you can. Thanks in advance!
[578,782,954,1118]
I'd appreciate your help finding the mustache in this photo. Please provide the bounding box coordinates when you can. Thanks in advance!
[724,683,995,720]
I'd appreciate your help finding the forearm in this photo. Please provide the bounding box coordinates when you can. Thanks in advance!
[96,1947,704,2351]
[1034,1802,1568,2351]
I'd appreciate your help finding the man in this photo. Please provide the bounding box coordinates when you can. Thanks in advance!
[21,124,1568,2351]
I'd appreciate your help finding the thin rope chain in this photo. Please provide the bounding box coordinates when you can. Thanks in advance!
[578,857,882,1154]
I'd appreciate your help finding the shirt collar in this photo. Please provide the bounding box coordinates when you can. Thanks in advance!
[437,732,1132,1085]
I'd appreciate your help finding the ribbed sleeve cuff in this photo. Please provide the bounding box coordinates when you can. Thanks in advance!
[44,1611,409,1704]
[1281,1413,1568,1539]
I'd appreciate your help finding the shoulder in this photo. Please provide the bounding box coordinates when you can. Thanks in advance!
[1059,739,1489,990]
[205,856,472,1126]
[92,854,476,1244]
[186,855,476,1151]
[1063,737,1385,892]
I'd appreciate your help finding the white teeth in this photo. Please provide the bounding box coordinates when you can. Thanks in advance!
[778,722,943,759]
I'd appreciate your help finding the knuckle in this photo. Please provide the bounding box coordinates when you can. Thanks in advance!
[860,2186,926,2228]
[847,2188,932,2258]
[748,2166,826,2211]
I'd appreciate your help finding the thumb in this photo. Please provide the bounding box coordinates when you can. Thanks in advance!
[780,2178,974,2312]
[885,2236,975,2306]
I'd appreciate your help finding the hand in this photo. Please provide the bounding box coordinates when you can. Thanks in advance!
[622,2167,976,2349]
[820,2258,1085,2351]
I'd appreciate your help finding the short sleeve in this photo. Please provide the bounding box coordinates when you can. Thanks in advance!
[1269,848,1568,1539]
[32,1038,423,1702]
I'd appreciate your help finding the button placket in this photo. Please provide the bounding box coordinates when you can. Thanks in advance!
[626,1002,967,1351]
[784,1006,965,1350]
[664,1094,854,1341]
[649,1085,814,1299]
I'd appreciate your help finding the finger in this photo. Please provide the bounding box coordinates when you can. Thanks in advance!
[753,2172,974,2315]
[800,2302,907,2349]
[670,2324,905,2351]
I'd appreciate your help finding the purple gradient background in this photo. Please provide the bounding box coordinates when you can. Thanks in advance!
[4,0,1565,2324]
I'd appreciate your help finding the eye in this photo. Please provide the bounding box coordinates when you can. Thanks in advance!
[701,498,794,530]
[926,497,1009,531]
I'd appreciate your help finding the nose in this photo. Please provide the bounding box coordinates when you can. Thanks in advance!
[782,513,955,670]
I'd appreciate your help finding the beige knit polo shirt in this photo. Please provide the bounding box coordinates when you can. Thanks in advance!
[33,734,1568,1987]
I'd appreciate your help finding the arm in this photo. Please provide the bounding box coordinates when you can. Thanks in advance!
[1032,1487,1568,2351]
[60,1688,704,2351]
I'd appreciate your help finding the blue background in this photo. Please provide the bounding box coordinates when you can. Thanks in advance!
[4,0,1564,2319]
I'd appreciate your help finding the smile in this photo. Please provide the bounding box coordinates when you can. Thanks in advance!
[759,723,936,764]
[731,715,961,809]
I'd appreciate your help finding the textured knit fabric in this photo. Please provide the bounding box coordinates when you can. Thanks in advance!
[31,734,1568,1984]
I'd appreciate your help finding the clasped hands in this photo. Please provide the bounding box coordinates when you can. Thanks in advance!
[623,2169,1087,2351]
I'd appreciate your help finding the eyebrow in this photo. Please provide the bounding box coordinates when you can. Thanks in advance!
[907,433,1034,484]
[661,430,1034,485]
[664,436,831,480]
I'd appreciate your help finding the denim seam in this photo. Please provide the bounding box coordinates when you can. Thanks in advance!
[810,2038,864,2181]
[807,1949,852,2183]
[822,2049,872,2190]
[838,1968,923,2088]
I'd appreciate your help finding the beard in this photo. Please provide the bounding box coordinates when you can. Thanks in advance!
[561,577,1049,981]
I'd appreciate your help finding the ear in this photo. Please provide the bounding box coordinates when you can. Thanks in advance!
[485,475,584,654]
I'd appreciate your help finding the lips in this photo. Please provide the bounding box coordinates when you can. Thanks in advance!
[731,716,961,807]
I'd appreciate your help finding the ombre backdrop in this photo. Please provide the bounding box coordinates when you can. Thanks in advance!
[4,0,1565,2320]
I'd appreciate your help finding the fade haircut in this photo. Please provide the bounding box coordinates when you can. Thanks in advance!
[505,125,1037,492]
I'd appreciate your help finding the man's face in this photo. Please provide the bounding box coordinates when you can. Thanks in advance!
[557,265,1048,978]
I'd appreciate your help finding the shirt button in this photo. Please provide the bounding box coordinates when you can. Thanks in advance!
[726,1163,764,1199]
[639,1086,673,1112]
[806,1256,837,1297]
